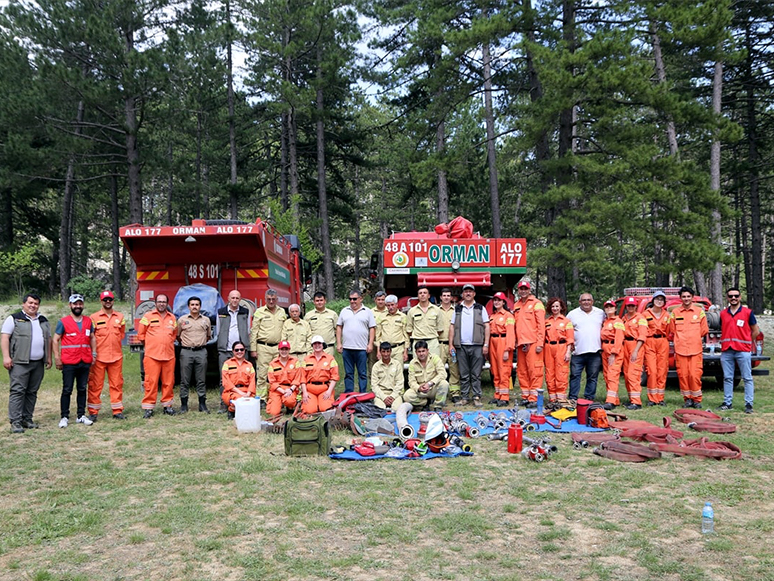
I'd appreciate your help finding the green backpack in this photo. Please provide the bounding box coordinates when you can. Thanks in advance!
[284,415,331,456]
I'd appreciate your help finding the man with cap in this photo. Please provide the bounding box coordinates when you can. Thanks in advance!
[621,296,648,409]
[177,295,212,413]
[368,291,389,377]
[267,340,302,416]
[406,285,444,358]
[566,293,605,402]
[371,341,405,411]
[305,291,337,357]
[449,284,490,407]
[137,294,178,418]
[250,289,287,400]
[513,281,545,408]
[438,288,461,402]
[2,292,52,433]
[216,290,251,413]
[282,304,312,359]
[336,289,376,393]
[404,340,448,411]
[53,294,96,427]
[375,295,409,363]
[489,292,515,406]
[668,286,709,408]
[643,290,669,406]
[719,287,760,414]
[87,290,127,420]
[301,335,340,413]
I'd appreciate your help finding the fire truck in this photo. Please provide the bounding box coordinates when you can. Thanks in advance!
[615,287,768,386]
[120,219,309,381]
[379,221,528,309]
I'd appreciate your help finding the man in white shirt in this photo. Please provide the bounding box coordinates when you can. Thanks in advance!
[566,293,605,402]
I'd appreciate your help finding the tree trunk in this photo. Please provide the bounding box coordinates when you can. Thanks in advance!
[195,111,202,217]
[110,173,122,299]
[226,0,238,219]
[167,141,173,224]
[436,118,449,224]
[59,98,85,300]
[354,165,361,286]
[482,42,501,237]
[744,28,763,312]
[0,187,13,249]
[316,47,334,299]
[651,23,679,157]
[280,110,289,210]
[708,58,723,305]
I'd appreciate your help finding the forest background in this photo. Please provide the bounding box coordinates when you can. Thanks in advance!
[0,0,772,310]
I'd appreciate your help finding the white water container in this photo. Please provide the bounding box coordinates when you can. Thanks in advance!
[234,397,261,432]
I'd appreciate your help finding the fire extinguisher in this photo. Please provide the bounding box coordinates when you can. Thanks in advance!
[507,422,523,454]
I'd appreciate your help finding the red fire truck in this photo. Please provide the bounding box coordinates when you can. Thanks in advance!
[380,220,528,309]
[120,218,309,361]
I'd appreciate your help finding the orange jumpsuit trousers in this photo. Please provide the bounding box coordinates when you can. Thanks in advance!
[600,316,625,405]
[675,354,704,404]
[489,310,515,402]
[543,315,574,402]
[301,353,340,414]
[87,360,124,416]
[141,358,175,409]
[267,356,302,416]
[643,308,669,404]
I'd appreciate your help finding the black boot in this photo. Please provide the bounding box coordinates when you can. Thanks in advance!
[180,397,189,413]
[227,410,235,420]
[199,396,209,414]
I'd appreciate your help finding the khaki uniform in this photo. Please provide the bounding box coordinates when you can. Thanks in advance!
[439,305,460,396]
[404,354,448,408]
[304,308,338,356]
[177,313,212,400]
[281,318,312,358]
[406,303,444,357]
[371,358,405,411]
[376,312,409,363]
[368,306,389,376]
[250,306,287,398]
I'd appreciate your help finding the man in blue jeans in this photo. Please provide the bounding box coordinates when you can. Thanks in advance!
[336,289,376,393]
[719,288,759,414]
[566,293,605,401]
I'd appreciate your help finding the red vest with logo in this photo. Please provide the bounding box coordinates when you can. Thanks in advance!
[60,316,93,364]
[720,306,753,352]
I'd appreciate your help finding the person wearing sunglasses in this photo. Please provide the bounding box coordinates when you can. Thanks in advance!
[87,290,127,420]
[335,289,376,394]
[221,341,256,419]
[719,288,760,414]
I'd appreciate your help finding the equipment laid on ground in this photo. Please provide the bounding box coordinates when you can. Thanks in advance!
[396,402,415,440]
[284,414,331,456]
[648,436,742,460]
[593,440,662,462]
[673,408,737,434]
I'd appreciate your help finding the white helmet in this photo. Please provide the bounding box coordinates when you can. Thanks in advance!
[424,413,445,441]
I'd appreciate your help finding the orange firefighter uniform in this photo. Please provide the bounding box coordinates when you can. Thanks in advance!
[621,311,648,405]
[600,316,625,405]
[137,309,177,410]
[514,295,546,402]
[87,309,126,417]
[267,355,302,416]
[300,352,340,414]
[489,308,515,402]
[643,307,670,404]
[221,357,256,412]
[543,314,574,402]
[668,305,709,404]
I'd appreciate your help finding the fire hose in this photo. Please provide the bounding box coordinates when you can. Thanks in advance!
[593,440,662,462]
[648,435,742,460]
[673,409,737,434]
[572,432,620,449]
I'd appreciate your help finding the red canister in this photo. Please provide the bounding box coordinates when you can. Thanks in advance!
[507,423,523,453]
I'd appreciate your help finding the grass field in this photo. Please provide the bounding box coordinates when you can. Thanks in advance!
[1,302,773,580]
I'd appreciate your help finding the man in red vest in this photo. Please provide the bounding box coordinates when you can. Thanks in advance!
[53,294,97,428]
[719,287,760,414]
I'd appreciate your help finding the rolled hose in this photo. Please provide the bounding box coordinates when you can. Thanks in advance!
[396,402,415,440]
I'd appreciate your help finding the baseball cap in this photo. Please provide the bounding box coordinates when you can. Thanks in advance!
[310,335,326,346]
[517,281,531,289]
[278,340,291,350]
[652,290,666,300]
[493,291,507,301]
[379,341,393,350]
[624,296,637,306]
[462,284,475,291]
[68,293,84,303]
[603,300,616,308]
[100,290,115,300]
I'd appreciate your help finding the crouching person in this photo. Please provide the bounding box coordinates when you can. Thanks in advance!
[404,340,448,412]
[267,340,301,416]
[221,341,255,419]
[371,341,405,412]
[300,335,339,414]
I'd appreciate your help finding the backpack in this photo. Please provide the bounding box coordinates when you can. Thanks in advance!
[284,414,331,456]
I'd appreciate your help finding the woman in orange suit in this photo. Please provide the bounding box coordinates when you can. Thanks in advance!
[543,298,574,403]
